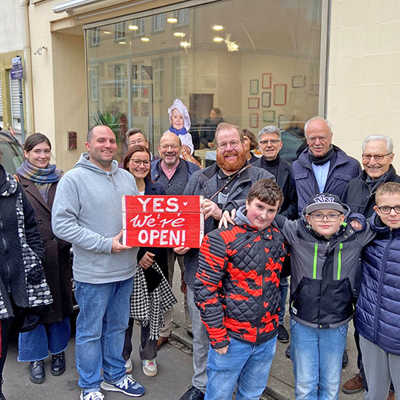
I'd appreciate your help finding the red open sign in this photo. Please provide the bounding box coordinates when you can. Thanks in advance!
[122,195,204,248]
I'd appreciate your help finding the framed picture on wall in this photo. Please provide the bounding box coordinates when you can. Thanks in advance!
[273,84,287,106]
[248,97,260,109]
[261,92,271,108]
[262,73,272,89]
[249,79,259,95]
[262,110,275,124]
[249,113,259,129]
[292,75,306,88]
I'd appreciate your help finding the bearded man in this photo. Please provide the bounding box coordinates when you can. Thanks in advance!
[176,122,274,400]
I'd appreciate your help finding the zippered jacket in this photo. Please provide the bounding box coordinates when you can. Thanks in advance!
[194,207,287,349]
[355,215,400,355]
[277,212,374,328]
[292,146,361,216]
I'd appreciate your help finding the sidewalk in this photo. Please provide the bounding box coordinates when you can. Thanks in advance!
[170,269,365,400]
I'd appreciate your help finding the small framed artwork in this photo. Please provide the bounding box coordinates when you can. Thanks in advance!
[273,84,287,106]
[292,75,306,88]
[261,92,271,108]
[262,73,272,89]
[249,113,259,129]
[262,110,275,124]
[248,97,260,109]
[249,79,259,95]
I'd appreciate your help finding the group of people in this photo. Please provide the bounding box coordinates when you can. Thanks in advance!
[0,97,399,400]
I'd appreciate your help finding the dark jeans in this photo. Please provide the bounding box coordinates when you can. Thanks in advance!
[123,318,157,361]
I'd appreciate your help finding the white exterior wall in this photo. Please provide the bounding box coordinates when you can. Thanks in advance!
[328,0,400,170]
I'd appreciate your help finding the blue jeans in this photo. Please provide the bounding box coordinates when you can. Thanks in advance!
[18,317,71,361]
[205,336,277,400]
[74,278,133,391]
[290,318,348,400]
[279,276,289,324]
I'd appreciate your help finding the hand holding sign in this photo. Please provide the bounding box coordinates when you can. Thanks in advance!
[201,199,222,221]
[112,230,132,253]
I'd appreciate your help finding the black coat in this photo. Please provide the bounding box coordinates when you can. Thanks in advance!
[343,165,400,217]
[138,179,168,290]
[253,156,298,220]
[0,165,52,319]
[17,175,73,324]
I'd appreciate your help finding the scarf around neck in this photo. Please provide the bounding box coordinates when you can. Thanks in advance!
[17,160,62,184]
[309,145,335,166]
[169,126,188,136]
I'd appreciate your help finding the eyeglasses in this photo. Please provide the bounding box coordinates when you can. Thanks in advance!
[361,153,392,162]
[217,140,242,150]
[309,212,342,222]
[376,206,400,214]
[259,139,281,145]
[129,159,150,166]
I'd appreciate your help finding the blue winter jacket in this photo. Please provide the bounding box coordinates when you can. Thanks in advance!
[292,146,361,216]
[355,215,400,355]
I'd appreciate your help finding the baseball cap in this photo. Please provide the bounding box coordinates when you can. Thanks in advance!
[305,193,345,215]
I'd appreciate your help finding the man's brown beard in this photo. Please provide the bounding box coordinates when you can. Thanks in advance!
[216,150,247,172]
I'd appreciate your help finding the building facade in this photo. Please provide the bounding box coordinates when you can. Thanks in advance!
[10,0,400,171]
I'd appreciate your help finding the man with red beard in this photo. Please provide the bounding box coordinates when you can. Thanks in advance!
[176,123,273,400]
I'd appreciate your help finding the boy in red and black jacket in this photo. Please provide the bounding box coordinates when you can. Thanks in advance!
[194,179,287,400]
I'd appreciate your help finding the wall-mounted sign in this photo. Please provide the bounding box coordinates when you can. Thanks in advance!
[122,195,204,248]
[10,56,23,80]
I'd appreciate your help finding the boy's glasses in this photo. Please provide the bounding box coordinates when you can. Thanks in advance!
[376,206,400,214]
[309,212,342,222]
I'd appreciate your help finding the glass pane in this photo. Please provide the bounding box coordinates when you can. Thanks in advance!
[86,0,322,162]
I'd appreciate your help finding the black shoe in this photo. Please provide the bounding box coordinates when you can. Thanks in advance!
[29,360,45,384]
[179,386,205,400]
[51,352,66,376]
[342,349,349,369]
[186,329,193,338]
[285,344,291,359]
[277,325,289,343]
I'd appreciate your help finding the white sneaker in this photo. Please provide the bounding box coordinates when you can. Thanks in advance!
[125,358,133,374]
[142,359,158,377]
[80,391,104,400]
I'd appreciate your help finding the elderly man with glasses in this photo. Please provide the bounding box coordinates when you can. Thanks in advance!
[342,135,400,399]
[253,125,297,343]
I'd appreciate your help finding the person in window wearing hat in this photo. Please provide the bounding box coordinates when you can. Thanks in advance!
[275,194,374,400]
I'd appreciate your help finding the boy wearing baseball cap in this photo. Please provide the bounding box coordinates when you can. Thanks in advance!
[278,193,374,400]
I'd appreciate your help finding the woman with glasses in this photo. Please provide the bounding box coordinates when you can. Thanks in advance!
[16,133,73,384]
[122,145,169,377]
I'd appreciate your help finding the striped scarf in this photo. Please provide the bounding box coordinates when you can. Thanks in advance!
[17,160,61,184]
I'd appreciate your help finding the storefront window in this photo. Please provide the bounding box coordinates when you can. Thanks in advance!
[86,0,324,160]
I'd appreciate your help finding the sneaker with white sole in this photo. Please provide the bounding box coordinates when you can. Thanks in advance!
[80,391,104,400]
[101,375,145,397]
[142,359,158,377]
[125,359,133,374]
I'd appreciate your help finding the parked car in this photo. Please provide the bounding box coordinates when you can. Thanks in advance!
[0,130,24,173]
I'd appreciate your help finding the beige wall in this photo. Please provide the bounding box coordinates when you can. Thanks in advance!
[327,0,400,170]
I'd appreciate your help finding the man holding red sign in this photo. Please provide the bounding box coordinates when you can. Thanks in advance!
[177,123,274,400]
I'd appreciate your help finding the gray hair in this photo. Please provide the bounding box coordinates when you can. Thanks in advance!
[362,135,393,153]
[304,116,333,137]
[258,125,281,140]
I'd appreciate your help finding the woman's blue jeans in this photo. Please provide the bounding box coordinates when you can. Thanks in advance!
[205,336,277,400]
[290,318,348,400]
[18,317,71,362]
[74,278,133,391]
